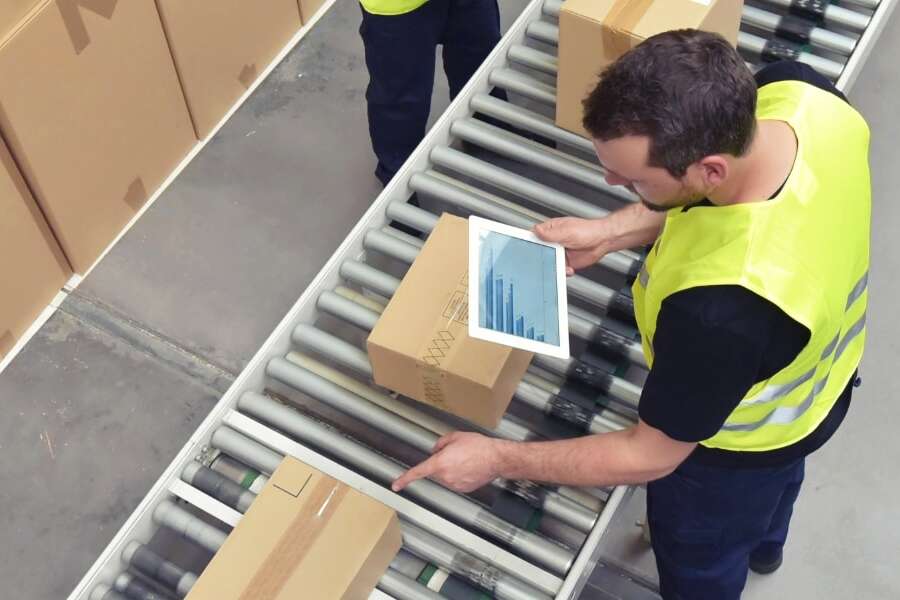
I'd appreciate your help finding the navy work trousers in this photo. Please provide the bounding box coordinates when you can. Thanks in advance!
[647,457,806,599]
[360,0,502,185]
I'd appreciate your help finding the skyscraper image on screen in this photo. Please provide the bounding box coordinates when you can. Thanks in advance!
[478,231,560,346]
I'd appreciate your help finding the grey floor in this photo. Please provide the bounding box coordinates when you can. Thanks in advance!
[1,0,898,598]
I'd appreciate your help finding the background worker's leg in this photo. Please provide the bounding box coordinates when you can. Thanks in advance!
[359,1,446,186]
[441,0,502,100]
[750,458,806,570]
[646,458,807,600]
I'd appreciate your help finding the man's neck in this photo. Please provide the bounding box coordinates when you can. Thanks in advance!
[709,119,798,206]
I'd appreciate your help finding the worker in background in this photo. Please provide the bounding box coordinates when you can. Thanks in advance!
[359,0,504,186]
[393,30,871,599]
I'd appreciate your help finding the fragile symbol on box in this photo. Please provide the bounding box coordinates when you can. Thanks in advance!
[441,271,470,325]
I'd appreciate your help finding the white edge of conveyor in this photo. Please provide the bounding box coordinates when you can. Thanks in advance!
[65,1,627,598]
[837,0,899,91]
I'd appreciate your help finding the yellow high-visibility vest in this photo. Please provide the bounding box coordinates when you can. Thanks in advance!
[360,0,428,16]
[632,80,871,452]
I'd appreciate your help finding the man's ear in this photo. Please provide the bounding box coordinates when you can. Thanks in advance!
[695,155,729,188]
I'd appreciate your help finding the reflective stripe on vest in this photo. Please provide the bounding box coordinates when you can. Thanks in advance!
[360,0,428,16]
[631,80,871,452]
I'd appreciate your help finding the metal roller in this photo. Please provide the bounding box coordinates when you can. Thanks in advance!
[526,20,562,46]
[507,45,558,75]
[113,573,171,600]
[755,0,870,32]
[286,350,457,437]
[741,5,858,56]
[181,462,255,513]
[266,356,599,533]
[489,68,557,106]
[431,146,608,218]
[448,118,635,202]
[469,93,595,154]
[122,542,197,598]
[153,500,227,554]
[233,394,577,576]
[282,351,606,514]
[737,31,844,80]
[90,584,128,600]
[379,569,444,600]
[402,521,552,600]
[210,427,284,475]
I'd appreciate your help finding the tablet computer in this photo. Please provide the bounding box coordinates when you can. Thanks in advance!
[468,216,570,359]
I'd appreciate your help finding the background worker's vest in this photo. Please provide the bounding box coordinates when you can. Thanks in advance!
[632,81,871,452]
[360,0,428,16]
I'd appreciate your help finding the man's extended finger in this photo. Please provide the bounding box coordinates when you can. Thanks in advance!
[392,456,439,492]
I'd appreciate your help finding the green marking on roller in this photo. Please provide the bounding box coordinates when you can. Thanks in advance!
[239,470,260,490]
[417,563,438,586]
[525,509,543,532]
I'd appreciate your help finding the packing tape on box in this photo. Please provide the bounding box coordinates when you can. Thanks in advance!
[414,271,470,410]
[602,0,654,62]
[239,478,349,598]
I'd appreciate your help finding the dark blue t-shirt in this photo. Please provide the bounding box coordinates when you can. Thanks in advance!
[638,61,856,468]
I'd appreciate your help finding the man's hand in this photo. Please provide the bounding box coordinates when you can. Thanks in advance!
[392,432,505,494]
[534,217,613,275]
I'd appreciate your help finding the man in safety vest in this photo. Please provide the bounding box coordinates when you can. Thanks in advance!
[393,30,871,598]
[359,0,504,186]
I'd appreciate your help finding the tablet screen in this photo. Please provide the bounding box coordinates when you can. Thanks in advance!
[478,231,561,346]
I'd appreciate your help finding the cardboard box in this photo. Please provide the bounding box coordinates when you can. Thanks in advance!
[0,0,196,273]
[187,456,402,600]
[297,0,329,23]
[556,0,743,136]
[155,0,302,139]
[367,214,533,429]
[0,135,71,360]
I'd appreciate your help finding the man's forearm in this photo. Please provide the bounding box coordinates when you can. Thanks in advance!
[597,202,666,256]
[494,428,678,487]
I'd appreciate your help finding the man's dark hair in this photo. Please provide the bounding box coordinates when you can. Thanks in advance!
[582,29,757,177]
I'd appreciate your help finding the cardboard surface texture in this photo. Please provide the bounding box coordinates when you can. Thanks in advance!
[155,0,302,139]
[187,456,402,600]
[0,135,71,360]
[0,0,39,41]
[367,214,533,429]
[297,0,329,23]
[0,0,196,273]
[556,0,743,136]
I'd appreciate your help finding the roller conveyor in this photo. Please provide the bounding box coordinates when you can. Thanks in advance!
[70,0,895,598]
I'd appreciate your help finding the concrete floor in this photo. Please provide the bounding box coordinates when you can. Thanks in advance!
[1,0,898,598]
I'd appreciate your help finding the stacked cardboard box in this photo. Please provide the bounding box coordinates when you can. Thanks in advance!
[0,136,71,360]
[155,0,303,139]
[0,0,197,273]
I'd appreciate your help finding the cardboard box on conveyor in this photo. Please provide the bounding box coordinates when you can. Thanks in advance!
[367,213,533,430]
[187,456,402,600]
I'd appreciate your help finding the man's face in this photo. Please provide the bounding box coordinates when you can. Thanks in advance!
[593,136,706,212]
